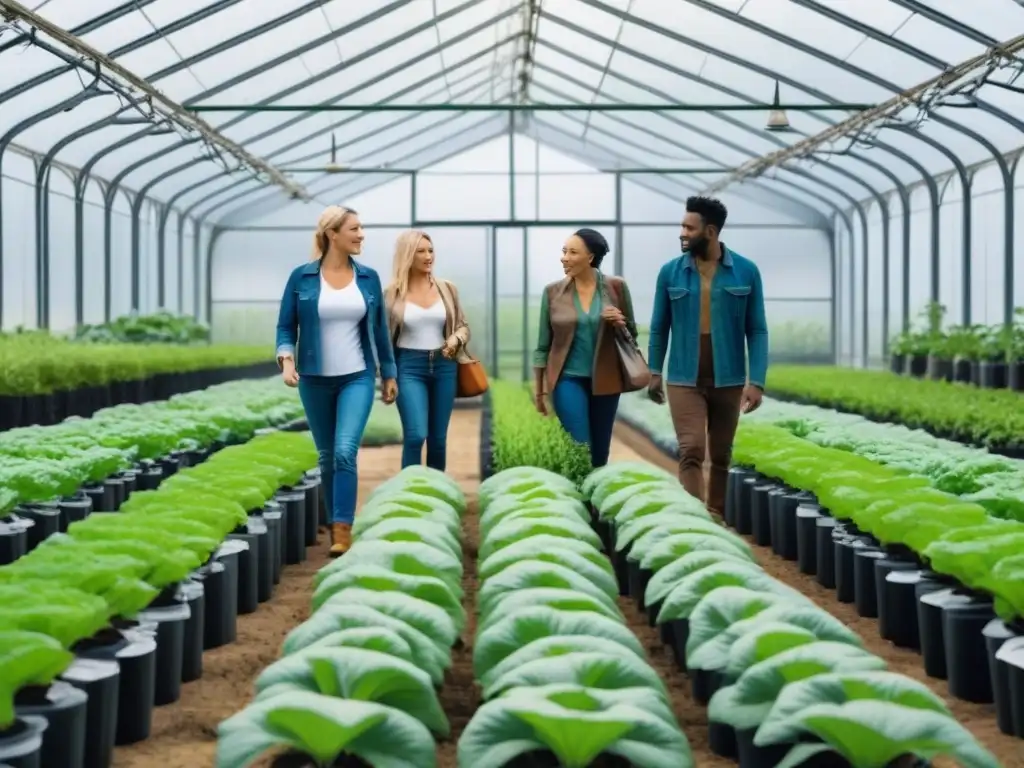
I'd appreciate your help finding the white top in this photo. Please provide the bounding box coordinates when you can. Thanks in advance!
[318,274,367,376]
[398,300,447,350]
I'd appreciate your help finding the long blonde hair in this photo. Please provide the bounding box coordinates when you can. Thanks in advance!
[310,205,357,261]
[387,229,432,298]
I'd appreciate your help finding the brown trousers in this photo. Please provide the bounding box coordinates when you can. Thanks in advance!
[667,335,743,515]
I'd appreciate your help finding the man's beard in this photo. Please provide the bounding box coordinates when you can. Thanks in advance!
[685,235,709,257]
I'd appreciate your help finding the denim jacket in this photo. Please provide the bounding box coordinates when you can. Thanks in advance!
[647,246,768,389]
[275,258,397,380]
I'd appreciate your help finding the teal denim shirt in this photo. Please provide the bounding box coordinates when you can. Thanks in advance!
[647,247,768,389]
[275,258,397,380]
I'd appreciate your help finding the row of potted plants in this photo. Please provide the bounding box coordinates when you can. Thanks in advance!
[0,331,276,430]
[0,428,321,767]
[618,394,1024,740]
[584,461,1000,767]
[763,364,1024,456]
[889,303,1024,390]
[73,311,210,345]
[216,466,467,768]
[461,466,692,767]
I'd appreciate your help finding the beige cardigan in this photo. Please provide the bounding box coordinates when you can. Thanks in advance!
[384,278,473,363]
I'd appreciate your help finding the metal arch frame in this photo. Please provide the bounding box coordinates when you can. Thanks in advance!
[0,80,103,328]
[92,0,505,317]
[201,118,517,324]
[680,0,1023,327]
[42,0,414,322]
[21,0,348,325]
[529,27,932,363]
[167,49,511,231]
[570,0,1018,344]
[91,0,422,319]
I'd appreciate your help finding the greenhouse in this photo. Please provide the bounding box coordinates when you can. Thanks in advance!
[2,2,1024,768]
[1,0,1021,371]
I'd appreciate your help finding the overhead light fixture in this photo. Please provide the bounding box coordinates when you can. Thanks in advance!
[765,80,792,132]
[324,134,348,173]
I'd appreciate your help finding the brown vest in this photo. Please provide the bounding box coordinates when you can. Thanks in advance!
[541,275,630,396]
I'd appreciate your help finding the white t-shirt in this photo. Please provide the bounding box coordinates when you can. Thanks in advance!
[318,274,367,376]
[398,300,447,350]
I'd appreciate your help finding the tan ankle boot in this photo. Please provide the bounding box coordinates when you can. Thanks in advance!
[329,522,352,557]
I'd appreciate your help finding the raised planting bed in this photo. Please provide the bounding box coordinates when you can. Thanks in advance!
[581,461,1000,768]
[0,331,277,431]
[458,466,693,767]
[0,429,320,765]
[216,466,468,768]
[763,365,1024,457]
[0,378,308,565]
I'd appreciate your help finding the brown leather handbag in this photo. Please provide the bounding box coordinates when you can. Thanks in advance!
[602,280,651,393]
[456,350,489,398]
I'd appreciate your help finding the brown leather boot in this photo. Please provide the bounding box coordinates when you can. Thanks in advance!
[329,522,352,557]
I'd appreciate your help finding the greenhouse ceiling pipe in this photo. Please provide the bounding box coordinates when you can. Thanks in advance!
[668,0,1021,328]
[0,2,307,201]
[103,0,427,313]
[794,0,1020,328]
[560,4,980,348]
[175,42,517,229]
[104,1,508,307]
[187,102,874,113]
[532,78,865,357]
[0,82,103,329]
[275,165,731,174]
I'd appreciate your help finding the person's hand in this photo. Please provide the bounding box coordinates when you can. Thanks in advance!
[281,359,299,388]
[533,389,549,416]
[741,384,763,414]
[647,374,665,404]
[440,340,458,359]
[381,378,398,405]
[601,306,626,327]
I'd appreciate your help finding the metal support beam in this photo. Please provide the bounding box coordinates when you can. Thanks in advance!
[187,102,874,113]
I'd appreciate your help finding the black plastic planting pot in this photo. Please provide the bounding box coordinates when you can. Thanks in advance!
[0,519,29,565]
[269,753,376,768]
[768,490,801,560]
[57,494,92,532]
[610,542,630,598]
[942,595,995,703]
[795,505,822,575]
[288,477,321,547]
[735,728,791,768]
[877,562,922,649]
[749,484,774,547]
[708,720,738,759]
[834,536,870,604]
[61,657,119,768]
[667,618,689,672]
[276,490,307,566]
[983,619,1018,735]
[691,668,723,706]
[853,548,886,618]
[15,683,87,768]
[262,500,285,586]
[724,467,750,528]
[627,560,652,614]
[180,580,206,684]
[137,598,191,706]
[0,715,47,768]
[14,504,60,553]
[227,528,260,616]
[204,549,240,650]
[247,515,274,603]
[917,585,960,680]
[814,517,837,589]
[993,631,1024,738]
[736,477,758,535]
[81,482,114,513]
[75,626,157,747]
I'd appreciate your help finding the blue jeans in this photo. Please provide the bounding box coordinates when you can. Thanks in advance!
[298,369,375,523]
[552,375,620,468]
[396,349,458,471]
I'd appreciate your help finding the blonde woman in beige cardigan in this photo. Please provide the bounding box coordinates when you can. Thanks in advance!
[384,230,470,471]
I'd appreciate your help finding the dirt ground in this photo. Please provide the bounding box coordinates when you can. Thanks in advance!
[613,420,1024,768]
